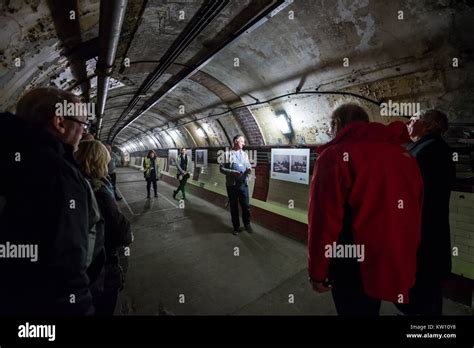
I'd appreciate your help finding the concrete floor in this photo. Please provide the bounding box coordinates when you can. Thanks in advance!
[114,167,472,316]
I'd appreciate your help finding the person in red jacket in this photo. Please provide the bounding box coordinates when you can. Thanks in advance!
[308,103,423,316]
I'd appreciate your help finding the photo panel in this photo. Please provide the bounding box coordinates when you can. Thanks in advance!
[168,149,178,167]
[195,149,208,168]
[271,148,310,185]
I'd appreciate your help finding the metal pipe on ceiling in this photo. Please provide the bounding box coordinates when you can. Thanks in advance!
[47,0,90,100]
[111,0,290,143]
[95,0,128,138]
[107,0,230,142]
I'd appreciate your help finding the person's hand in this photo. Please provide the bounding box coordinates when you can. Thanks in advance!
[310,279,331,293]
[233,171,242,177]
[245,168,251,174]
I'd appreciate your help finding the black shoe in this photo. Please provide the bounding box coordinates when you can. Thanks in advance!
[116,197,123,201]
[154,193,158,198]
[173,191,177,199]
[232,227,242,235]
[147,196,150,199]
[245,225,254,233]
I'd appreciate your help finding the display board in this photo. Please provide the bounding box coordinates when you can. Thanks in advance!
[195,149,208,168]
[270,148,310,185]
[168,149,177,167]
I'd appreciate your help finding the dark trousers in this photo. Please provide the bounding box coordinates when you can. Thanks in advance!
[395,279,443,315]
[330,255,381,316]
[329,207,381,316]
[226,183,250,229]
[109,172,121,199]
[146,173,157,196]
[94,288,119,316]
[175,173,189,197]
[331,276,381,316]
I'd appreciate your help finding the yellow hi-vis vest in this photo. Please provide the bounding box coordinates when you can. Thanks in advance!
[143,157,160,177]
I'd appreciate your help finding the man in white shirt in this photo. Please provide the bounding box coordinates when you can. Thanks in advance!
[219,135,253,235]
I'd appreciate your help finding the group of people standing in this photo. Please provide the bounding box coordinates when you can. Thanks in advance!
[0,87,132,316]
[308,103,455,316]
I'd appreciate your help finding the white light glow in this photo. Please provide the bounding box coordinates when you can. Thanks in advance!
[196,128,206,138]
[276,113,291,134]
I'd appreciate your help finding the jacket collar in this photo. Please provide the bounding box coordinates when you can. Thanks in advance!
[406,133,440,152]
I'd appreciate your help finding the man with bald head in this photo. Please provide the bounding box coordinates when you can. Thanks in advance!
[398,110,456,315]
[0,87,104,316]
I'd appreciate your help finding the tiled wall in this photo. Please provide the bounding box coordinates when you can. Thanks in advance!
[450,191,474,279]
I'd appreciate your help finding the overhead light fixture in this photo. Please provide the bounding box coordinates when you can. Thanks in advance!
[276,112,291,135]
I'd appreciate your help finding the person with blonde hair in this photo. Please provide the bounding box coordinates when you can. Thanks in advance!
[75,140,133,316]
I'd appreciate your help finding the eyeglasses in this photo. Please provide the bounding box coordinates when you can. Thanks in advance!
[64,117,91,130]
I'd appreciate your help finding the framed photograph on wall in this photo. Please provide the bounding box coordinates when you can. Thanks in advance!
[168,149,178,167]
[195,149,208,168]
[270,148,310,185]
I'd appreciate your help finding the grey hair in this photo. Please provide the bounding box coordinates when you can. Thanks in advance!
[16,87,81,127]
[419,109,449,135]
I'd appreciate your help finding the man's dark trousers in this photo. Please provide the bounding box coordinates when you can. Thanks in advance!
[226,182,250,229]
[176,173,189,197]
[329,205,381,316]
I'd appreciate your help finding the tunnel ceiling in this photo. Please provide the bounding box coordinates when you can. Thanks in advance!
[1,0,473,152]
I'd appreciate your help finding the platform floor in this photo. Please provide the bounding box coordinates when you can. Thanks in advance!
[114,167,472,316]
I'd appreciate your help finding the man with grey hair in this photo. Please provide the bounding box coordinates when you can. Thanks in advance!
[220,134,253,235]
[398,110,456,315]
[0,87,104,316]
[308,103,423,316]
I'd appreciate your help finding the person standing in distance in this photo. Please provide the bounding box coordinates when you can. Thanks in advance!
[143,150,160,199]
[219,135,253,235]
[173,147,190,200]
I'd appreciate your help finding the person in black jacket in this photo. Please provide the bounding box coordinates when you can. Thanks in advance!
[173,147,190,200]
[398,109,456,315]
[143,150,160,199]
[75,140,133,315]
[0,87,104,316]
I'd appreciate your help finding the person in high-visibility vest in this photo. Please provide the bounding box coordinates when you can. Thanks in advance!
[143,150,160,199]
[173,147,190,200]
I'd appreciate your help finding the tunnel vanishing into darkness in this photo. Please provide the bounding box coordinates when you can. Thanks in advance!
[1,0,474,322]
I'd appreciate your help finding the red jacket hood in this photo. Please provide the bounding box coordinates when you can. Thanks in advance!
[317,121,410,154]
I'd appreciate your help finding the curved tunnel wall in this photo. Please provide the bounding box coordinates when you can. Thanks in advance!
[1,0,473,284]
